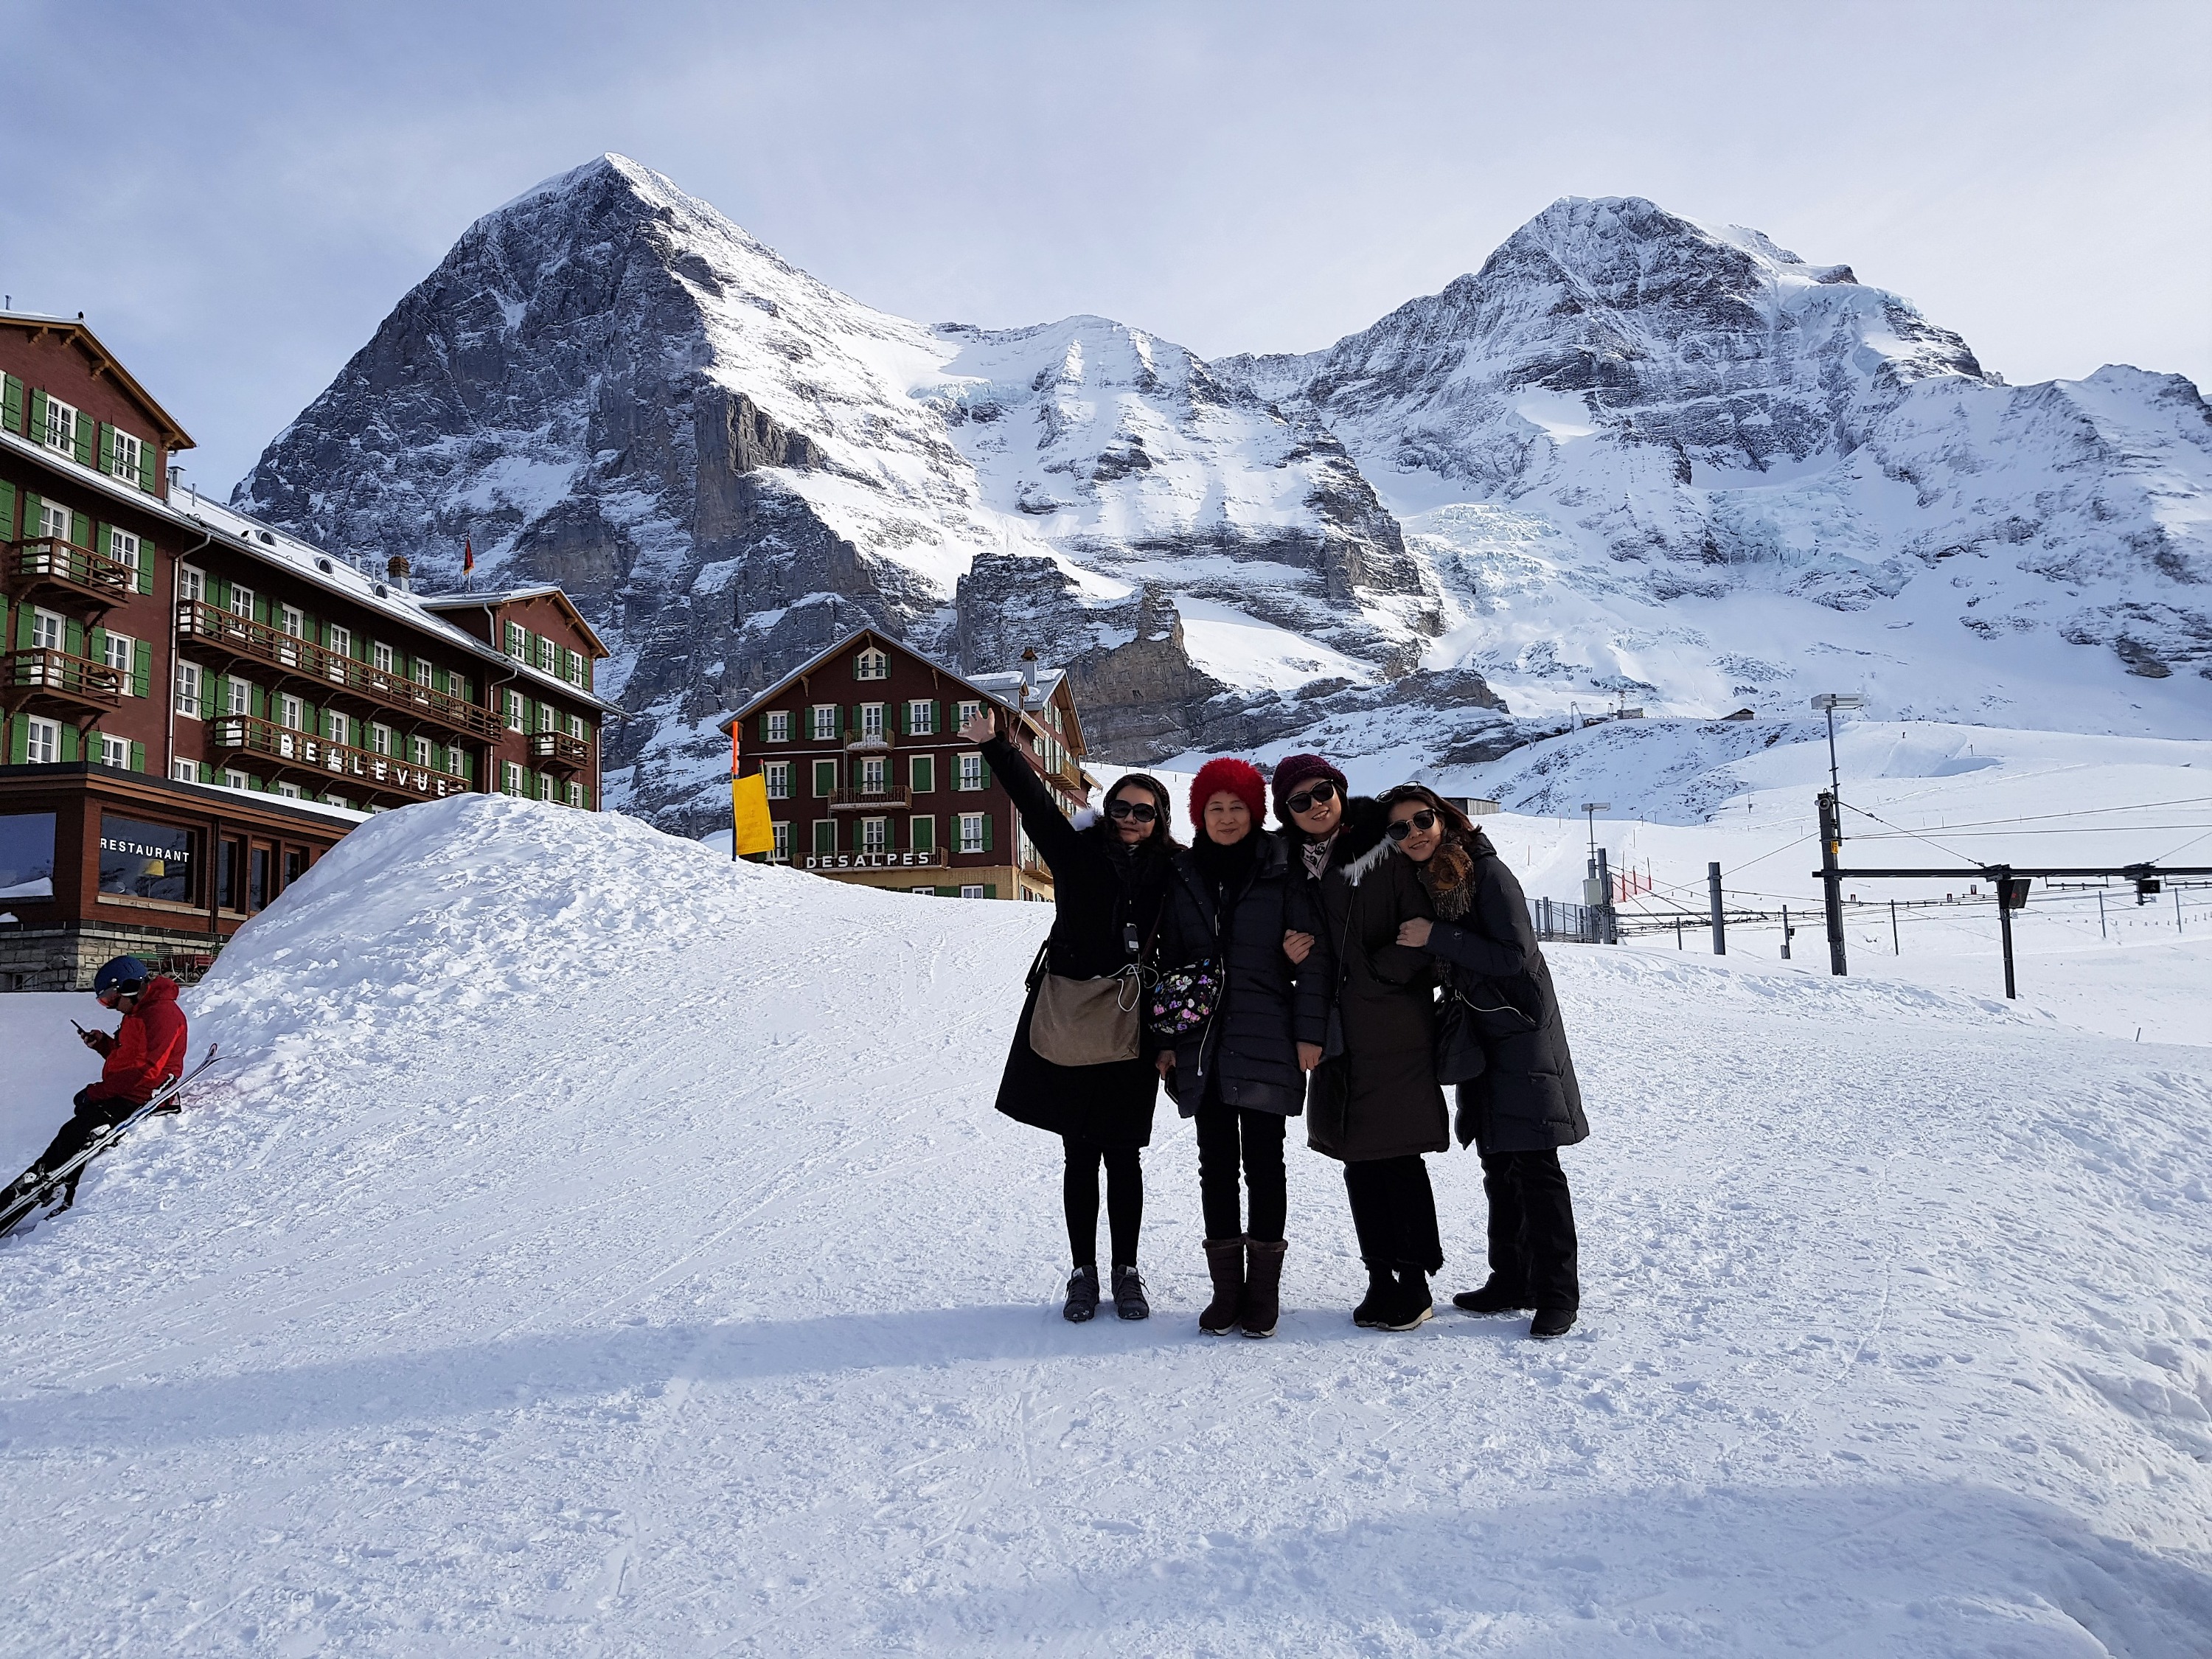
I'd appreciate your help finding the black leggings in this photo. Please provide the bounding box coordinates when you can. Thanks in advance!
[1193,1105,1287,1243]
[1063,1137,1144,1269]
[21,1089,135,1205]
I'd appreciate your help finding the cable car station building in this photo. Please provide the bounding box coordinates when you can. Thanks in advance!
[0,310,616,989]
[721,629,1093,900]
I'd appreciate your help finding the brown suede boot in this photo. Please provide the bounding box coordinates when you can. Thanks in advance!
[1240,1238,1286,1338]
[1199,1237,1245,1335]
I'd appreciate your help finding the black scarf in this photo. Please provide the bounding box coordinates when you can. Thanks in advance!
[1192,831,1260,944]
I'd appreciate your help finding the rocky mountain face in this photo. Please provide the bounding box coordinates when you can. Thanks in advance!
[237,164,2209,833]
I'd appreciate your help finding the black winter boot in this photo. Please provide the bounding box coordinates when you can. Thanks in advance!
[1199,1237,1245,1335]
[1453,1276,1533,1315]
[1062,1265,1101,1323]
[1529,1306,1577,1340]
[1111,1265,1150,1321]
[1240,1239,1285,1338]
[1368,1267,1433,1332]
[1352,1265,1394,1327]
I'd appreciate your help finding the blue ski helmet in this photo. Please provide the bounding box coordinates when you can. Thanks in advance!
[92,956,151,1003]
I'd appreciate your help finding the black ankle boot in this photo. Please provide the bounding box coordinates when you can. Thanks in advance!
[1352,1265,1394,1327]
[1370,1267,1433,1332]
[1199,1237,1245,1334]
[1111,1265,1150,1321]
[1453,1276,1533,1315]
[1530,1306,1577,1340]
[1063,1265,1100,1323]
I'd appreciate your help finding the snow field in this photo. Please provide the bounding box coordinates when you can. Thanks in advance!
[0,795,2208,1654]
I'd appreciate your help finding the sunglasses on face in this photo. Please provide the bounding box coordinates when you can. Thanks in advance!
[1285,780,1339,815]
[1384,809,1439,842]
[1107,799,1158,824]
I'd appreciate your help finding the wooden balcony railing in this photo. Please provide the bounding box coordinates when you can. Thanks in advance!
[843,726,897,751]
[176,599,504,741]
[827,784,911,811]
[529,729,591,771]
[0,647,125,714]
[7,538,138,613]
[209,714,472,805]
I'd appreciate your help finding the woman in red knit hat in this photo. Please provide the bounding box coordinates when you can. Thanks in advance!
[1150,757,1331,1337]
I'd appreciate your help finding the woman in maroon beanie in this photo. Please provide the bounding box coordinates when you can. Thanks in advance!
[1151,757,1330,1336]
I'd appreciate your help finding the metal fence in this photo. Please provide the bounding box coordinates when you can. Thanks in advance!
[1528,897,1610,944]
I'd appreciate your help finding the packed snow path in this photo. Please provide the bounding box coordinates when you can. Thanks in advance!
[2,798,2208,1655]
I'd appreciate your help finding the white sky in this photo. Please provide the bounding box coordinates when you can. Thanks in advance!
[9,0,2207,490]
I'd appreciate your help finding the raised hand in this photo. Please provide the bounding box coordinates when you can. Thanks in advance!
[958,706,998,745]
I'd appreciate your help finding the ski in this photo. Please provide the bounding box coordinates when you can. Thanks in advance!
[0,1044,224,1241]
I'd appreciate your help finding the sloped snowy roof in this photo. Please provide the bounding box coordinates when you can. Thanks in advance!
[717,628,1073,736]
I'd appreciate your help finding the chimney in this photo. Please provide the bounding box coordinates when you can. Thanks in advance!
[1019,645,1037,708]
[386,554,411,592]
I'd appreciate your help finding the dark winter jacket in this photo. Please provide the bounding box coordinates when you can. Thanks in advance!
[1308,832,1450,1162]
[1155,830,1330,1118]
[1419,828,1589,1155]
[985,734,1170,1148]
[89,975,188,1106]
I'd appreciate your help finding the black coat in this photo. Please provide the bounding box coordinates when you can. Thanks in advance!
[986,734,1169,1149]
[1155,831,1330,1118]
[1307,833,1450,1163]
[1421,833,1590,1155]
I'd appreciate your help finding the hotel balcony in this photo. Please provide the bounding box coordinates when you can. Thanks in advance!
[529,729,591,771]
[826,784,912,812]
[176,599,505,741]
[6,538,137,617]
[843,725,897,752]
[209,714,473,807]
[0,647,125,724]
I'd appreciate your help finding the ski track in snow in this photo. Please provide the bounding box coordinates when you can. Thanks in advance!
[1,796,2209,1655]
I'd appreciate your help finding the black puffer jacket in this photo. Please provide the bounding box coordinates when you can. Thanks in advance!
[1155,831,1330,1118]
[985,734,1172,1148]
[1419,828,1589,1155]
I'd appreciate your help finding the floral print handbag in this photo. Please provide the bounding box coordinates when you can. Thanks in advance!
[1147,959,1221,1043]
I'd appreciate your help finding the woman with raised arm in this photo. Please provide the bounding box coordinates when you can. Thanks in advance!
[1385,784,1588,1340]
[1152,759,1329,1338]
[964,705,1180,1324]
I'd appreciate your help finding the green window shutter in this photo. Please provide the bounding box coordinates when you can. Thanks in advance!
[931,700,942,735]
[7,717,24,765]
[72,415,94,467]
[64,619,84,658]
[60,726,79,762]
[201,762,213,784]
[911,815,933,853]
[70,512,91,548]
[99,423,116,473]
[898,700,910,735]
[211,577,229,612]
[28,389,46,440]
[89,625,107,665]
[132,640,150,698]
[1,375,20,434]
[96,524,111,555]
[21,493,41,539]
[757,711,770,742]
[13,605,32,650]
[982,814,994,852]
[0,481,14,535]
[130,740,145,773]
[981,755,992,789]
[985,883,998,900]
[911,754,933,793]
[136,540,153,594]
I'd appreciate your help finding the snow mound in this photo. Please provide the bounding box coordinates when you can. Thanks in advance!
[2,798,2210,1654]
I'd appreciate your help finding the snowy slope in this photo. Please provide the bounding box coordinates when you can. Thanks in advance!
[2,797,2209,1654]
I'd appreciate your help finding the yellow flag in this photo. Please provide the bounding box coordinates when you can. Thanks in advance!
[731,772,776,858]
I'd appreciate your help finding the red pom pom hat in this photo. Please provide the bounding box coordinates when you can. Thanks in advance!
[1189,757,1267,830]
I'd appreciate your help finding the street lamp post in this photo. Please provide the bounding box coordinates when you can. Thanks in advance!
[1809,695,1863,976]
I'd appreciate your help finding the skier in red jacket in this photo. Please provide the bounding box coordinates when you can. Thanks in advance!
[1,956,189,1213]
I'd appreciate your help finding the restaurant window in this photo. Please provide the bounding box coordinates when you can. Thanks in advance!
[99,813,197,905]
[284,849,307,889]
[217,838,245,911]
[249,846,271,911]
[0,812,57,900]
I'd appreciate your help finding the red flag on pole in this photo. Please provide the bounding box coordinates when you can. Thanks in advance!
[462,538,475,575]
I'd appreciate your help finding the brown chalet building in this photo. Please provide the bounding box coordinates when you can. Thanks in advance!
[0,310,617,990]
[720,629,1094,901]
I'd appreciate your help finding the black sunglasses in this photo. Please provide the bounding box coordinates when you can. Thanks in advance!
[1384,809,1439,842]
[1107,799,1158,824]
[1285,780,1338,815]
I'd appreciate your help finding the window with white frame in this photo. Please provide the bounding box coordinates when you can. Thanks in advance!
[281,605,305,639]
[173,758,200,784]
[37,500,71,542]
[961,884,985,900]
[505,622,527,660]
[765,709,791,742]
[30,608,63,653]
[771,821,791,863]
[229,584,255,619]
[564,648,584,686]
[41,396,78,456]
[223,768,248,790]
[107,528,140,574]
[860,816,888,855]
[810,704,838,740]
[957,751,985,791]
[414,656,434,687]
[178,564,205,604]
[568,712,586,741]
[327,625,351,659]
[99,735,130,768]
[446,744,466,776]
[764,761,792,800]
[279,692,303,730]
[855,647,888,680]
[277,781,302,799]
[174,661,203,719]
[908,699,935,734]
[408,734,430,767]
[324,710,349,745]
[958,813,987,854]
[956,700,981,729]
[859,702,886,740]
[538,773,554,802]
[372,641,394,673]
[371,723,394,757]
[24,717,60,765]
[502,760,524,795]
[102,630,133,679]
[504,689,525,731]
[227,678,252,716]
[109,428,142,483]
[566,780,586,808]
[536,636,557,674]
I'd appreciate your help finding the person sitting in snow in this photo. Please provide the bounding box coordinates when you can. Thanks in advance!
[1,956,189,1214]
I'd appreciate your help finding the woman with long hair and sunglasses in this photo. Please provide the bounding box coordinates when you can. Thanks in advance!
[963,706,1180,1324]
[1305,784,1453,1331]
[1383,784,1588,1340]
[1152,758,1329,1338]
